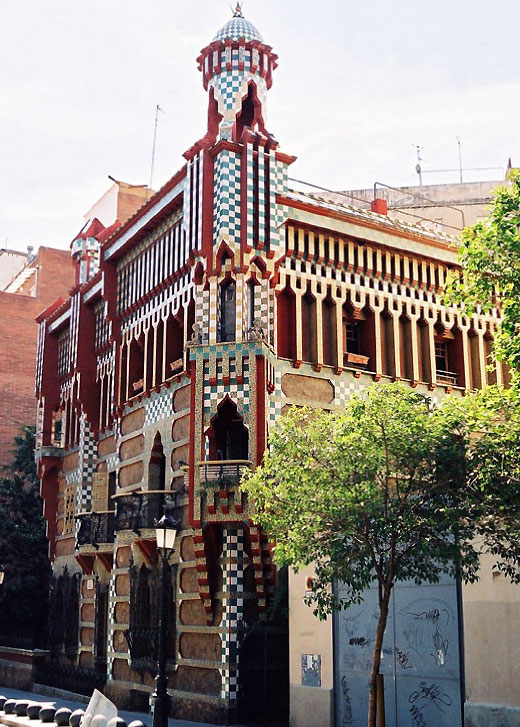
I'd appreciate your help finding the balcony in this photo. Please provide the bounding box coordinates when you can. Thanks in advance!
[198,460,252,488]
[113,490,179,534]
[197,460,252,518]
[76,511,115,549]
[436,369,458,386]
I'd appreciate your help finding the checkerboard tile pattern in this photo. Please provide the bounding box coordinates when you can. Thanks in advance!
[78,414,95,512]
[271,157,289,249]
[220,527,245,701]
[145,389,174,425]
[203,359,250,424]
[333,377,369,406]
[194,284,211,343]
[214,150,241,246]
[106,573,118,679]
[246,144,255,248]
[211,70,267,116]
[268,365,284,432]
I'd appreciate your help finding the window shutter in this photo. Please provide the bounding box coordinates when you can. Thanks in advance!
[91,472,109,512]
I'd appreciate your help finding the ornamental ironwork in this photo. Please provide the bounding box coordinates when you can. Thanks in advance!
[47,567,80,660]
[76,511,115,549]
[124,561,175,674]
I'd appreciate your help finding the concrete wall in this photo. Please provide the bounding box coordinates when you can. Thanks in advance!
[463,554,520,707]
[289,567,334,727]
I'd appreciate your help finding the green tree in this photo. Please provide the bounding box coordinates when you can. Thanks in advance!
[0,426,51,644]
[446,169,520,380]
[241,383,520,727]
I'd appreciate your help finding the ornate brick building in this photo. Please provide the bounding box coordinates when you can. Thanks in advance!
[35,7,507,726]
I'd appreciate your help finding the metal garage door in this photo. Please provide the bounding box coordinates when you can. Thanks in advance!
[334,576,463,727]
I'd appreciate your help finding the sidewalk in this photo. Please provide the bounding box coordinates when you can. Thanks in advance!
[0,687,246,727]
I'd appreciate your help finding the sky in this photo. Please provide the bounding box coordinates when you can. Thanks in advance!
[0,0,519,253]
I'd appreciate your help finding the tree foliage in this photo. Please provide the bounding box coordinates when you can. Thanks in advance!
[446,169,520,379]
[0,426,51,640]
[242,382,520,727]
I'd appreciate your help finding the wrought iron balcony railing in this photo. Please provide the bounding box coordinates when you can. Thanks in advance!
[76,511,115,549]
[198,460,252,488]
[113,490,179,534]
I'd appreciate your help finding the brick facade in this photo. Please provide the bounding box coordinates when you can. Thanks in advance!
[0,247,75,468]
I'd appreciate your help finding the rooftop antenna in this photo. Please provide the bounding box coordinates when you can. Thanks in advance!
[149,104,164,192]
[413,144,424,186]
[457,136,463,183]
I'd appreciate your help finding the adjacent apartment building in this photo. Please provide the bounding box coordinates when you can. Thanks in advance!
[33,7,517,727]
[0,246,76,468]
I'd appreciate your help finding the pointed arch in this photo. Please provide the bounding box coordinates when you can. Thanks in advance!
[205,396,249,461]
[215,241,235,275]
[235,81,266,141]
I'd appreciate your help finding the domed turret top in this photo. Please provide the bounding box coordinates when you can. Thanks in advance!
[213,4,263,43]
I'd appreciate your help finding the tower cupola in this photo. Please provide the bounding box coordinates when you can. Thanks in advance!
[197,4,278,143]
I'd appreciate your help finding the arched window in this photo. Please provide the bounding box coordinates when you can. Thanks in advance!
[148,433,166,491]
[219,280,236,342]
[206,398,249,461]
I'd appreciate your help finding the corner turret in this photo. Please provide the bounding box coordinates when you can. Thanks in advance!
[197,5,278,143]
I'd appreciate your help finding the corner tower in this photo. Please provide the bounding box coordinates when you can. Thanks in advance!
[197,4,277,143]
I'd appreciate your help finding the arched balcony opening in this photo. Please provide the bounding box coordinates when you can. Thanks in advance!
[342,302,375,371]
[417,316,433,385]
[206,397,249,461]
[119,344,128,404]
[277,284,296,360]
[145,327,155,391]
[381,308,396,378]
[302,288,317,364]
[435,320,465,388]
[398,313,413,380]
[154,320,165,386]
[128,335,145,396]
[165,314,184,376]
[322,295,337,368]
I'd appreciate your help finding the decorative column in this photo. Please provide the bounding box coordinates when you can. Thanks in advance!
[220,526,246,702]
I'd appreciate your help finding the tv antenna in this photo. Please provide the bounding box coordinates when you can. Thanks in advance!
[149,104,165,192]
[413,144,425,186]
[457,136,463,183]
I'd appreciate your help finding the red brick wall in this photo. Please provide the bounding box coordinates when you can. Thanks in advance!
[0,247,75,468]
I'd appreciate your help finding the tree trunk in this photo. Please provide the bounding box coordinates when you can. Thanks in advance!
[368,594,391,727]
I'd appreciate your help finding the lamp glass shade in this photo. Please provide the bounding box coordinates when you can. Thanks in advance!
[156,525,177,551]
[0,569,4,585]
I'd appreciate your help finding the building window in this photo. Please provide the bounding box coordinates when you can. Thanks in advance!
[343,320,360,355]
[435,340,448,373]
[57,331,71,377]
[220,280,236,342]
[63,485,76,534]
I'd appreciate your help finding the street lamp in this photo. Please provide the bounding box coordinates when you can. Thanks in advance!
[0,566,5,586]
[152,511,180,727]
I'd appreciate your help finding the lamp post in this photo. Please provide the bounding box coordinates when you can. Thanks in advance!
[152,512,180,727]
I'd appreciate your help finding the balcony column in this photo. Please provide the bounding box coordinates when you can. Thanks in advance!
[220,526,247,704]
